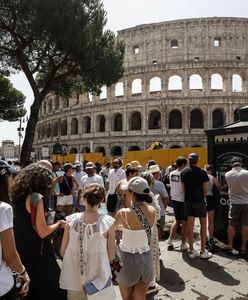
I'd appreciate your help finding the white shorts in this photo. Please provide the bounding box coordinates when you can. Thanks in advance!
[57,195,73,206]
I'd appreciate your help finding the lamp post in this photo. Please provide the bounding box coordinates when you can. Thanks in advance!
[17,116,27,161]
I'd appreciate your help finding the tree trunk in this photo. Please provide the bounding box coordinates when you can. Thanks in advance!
[20,94,43,165]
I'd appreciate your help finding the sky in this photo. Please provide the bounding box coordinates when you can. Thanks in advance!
[1,0,248,145]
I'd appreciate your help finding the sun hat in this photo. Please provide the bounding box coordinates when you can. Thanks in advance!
[149,164,160,174]
[86,161,95,169]
[130,160,142,169]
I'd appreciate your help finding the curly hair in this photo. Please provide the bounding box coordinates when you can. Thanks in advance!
[82,183,105,207]
[11,163,53,204]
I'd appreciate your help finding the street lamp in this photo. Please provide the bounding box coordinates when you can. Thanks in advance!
[17,115,28,161]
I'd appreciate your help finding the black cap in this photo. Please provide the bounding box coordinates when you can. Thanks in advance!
[231,157,242,166]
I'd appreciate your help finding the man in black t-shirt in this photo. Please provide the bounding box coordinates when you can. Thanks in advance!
[181,153,212,259]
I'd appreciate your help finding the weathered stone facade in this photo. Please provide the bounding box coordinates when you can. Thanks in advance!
[34,17,248,158]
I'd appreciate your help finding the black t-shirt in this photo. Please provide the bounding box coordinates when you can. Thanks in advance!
[59,175,73,195]
[181,166,209,203]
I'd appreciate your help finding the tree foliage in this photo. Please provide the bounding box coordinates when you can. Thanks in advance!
[0,0,125,163]
[0,75,26,121]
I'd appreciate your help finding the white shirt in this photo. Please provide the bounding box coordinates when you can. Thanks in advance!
[0,202,15,296]
[169,169,185,202]
[225,167,248,204]
[151,180,168,216]
[73,171,86,189]
[107,168,126,194]
[80,174,104,190]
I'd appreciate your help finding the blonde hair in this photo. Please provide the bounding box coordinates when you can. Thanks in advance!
[83,183,105,206]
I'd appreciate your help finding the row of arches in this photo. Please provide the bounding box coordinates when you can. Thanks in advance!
[38,108,238,139]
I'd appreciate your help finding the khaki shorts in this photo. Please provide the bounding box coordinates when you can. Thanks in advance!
[229,204,248,227]
[68,289,87,300]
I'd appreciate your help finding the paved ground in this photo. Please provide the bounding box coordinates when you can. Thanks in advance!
[114,207,248,300]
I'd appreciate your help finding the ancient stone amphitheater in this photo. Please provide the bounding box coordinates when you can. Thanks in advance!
[34,17,248,158]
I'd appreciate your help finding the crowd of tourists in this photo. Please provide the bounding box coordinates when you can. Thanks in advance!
[1,153,248,300]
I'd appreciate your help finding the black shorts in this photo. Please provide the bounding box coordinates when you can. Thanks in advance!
[172,200,187,221]
[206,195,217,212]
[184,201,207,218]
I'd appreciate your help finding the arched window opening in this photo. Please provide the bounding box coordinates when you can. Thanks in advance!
[111,146,122,156]
[232,74,242,92]
[190,109,203,128]
[149,77,161,93]
[100,85,107,100]
[234,108,240,122]
[70,147,78,154]
[96,115,106,132]
[211,74,223,90]
[170,145,181,148]
[88,93,93,102]
[128,146,141,151]
[130,111,141,130]
[115,82,124,97]
[63,97,69,108]
[55,96,60,110]
[212,109,224,128]
[168,75,182,91]
[83,117,91,133]
[81,147,90,153]
[46,124,51,138]
[53,122,58,137]
[71,118,78,135]
[148,111,161,129]
[61,120,68,136]
[132,79,142,95]
[169,110,182,129]
[113,113,123,131]
[41,126,45,139]
[43,102,47,114]
[38,127,41,139]
[189,74,203,90]
[48,99,52,113]
[95,146,106,156]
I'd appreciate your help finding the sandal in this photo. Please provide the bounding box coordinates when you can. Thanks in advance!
[238,250,248,259]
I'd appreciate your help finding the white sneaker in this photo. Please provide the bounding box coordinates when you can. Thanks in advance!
[147,283,159,294]
[200,250,212,259]
[189,249,200,258]
[180,242,189,251]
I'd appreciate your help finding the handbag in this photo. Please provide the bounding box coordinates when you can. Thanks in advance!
[106,193,118,213]
[85,277,116,300]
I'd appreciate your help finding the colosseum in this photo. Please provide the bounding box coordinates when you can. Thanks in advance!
[34,17,248,158]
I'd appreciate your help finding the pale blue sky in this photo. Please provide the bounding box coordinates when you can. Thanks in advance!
[1,0,248,144]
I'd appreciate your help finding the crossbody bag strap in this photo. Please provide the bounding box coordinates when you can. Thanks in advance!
[63,175,72,193]
[131,204,151,245]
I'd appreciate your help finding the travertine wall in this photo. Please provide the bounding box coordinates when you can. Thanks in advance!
[34,17,248,159]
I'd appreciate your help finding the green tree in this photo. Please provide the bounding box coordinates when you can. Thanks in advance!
[0,0,124,164]
[0,75,26,121]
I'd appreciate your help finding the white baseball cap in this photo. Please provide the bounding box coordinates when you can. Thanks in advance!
[123,176,151,195]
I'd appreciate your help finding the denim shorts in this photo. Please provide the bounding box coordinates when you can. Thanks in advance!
[116,251,154,287]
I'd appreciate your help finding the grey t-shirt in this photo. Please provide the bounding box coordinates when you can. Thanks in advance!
[151,180,168,216]
[225,167,248,204]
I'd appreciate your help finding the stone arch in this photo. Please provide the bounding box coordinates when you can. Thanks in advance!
[60,119,68,136]
[111,146,122,156]
[149,77,161,92]
[192,144,202,147]
[211,73,223,90]
[189,74,203,90]
[112,113,123,131]
[232,74,242,92]
[132,78,142,95]
[148,110,161,129]
[40,125,45,138]
[82,116,91,133]
[95,146,106,156]
[71,118,78,134]
[115,82,124,97]
[100,85,107,100]
[128,145,141,151]
[81,147,90,153]
[55,96,60,110]
[130,111,142,130]
[170,145,181,148]
[168,75,182,91]
[53,121,58,137]
[96,115,106,132]
[169,109,182,129]
[70,147,78,154]
[190,109,204,128]
[46,124,51,138]
[212,109,224,128]
[234,108,240,122]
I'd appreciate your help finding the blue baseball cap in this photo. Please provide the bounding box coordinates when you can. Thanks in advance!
[147,160,156,167]
[188,153,199,162]
[0,160,18,175]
